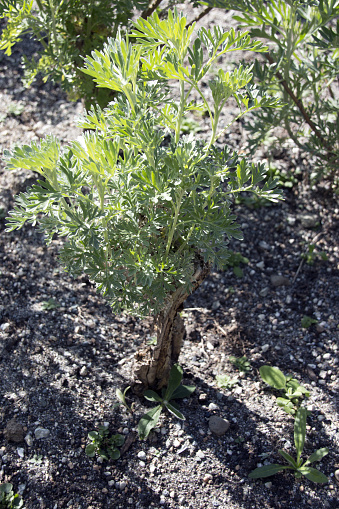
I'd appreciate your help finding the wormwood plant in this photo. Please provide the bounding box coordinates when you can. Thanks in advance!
[249,407,329,483]
[259,365,310,415]
[202,0,339,182]
[5,9,282,389]
[138,364,195,440]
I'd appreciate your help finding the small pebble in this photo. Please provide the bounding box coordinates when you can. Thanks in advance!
[34,428,50,440]
[335,469,339,482]
[208,416,230,436]
[137,451,146,461]
[196,450,205,459]
[24,434,33,447]
[265,482,272,489]
[17,447,24,458]
[79,366,88,376]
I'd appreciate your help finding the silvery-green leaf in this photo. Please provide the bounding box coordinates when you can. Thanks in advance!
[294,407,307,463]
[297,467,328,483]
[138,405,162,440]
[305,447,329,465]
[249,464,288,479]
[259,365,286,389]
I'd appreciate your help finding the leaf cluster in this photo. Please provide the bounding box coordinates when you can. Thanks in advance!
[85,425,125,460]
[138,364,195,440]
[259,365,310,415]
[215,373,238,389]
[229,355,251,373]
[0,483,23,509]
[249,407,329,483]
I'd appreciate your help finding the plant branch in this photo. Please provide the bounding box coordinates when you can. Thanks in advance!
[264,52,333,154]
[141,0,164,19]
[187,7,213,28]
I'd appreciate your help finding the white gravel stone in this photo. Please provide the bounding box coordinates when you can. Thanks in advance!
[137,451,147,461]
[79,366,88,376]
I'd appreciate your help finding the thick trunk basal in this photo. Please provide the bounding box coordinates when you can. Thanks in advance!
[134,254,211,391]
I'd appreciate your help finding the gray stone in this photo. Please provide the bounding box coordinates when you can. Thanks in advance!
[212,300,221,311]
[4,419,24,443]
[261,344,270,353]
[270,275,291,287]
[208,415,230,436]
[259,241,271,251]
[259,287,269,297]
[335,469,339,482]
[34,428,50,440]
[299,213,319,228]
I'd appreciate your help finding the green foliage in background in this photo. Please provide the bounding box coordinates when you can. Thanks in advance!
[5,9,282,318]
[0,0,149,108]
[201,0,339,183]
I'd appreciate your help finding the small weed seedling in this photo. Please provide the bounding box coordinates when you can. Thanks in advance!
[7,101,25,117]
[227,251,249,278]
[138,364,195,440]
[229,355,251,373]
[146,336,158,346]
[301,244,328,265]
[249,407,328,483]
[85,425,125,461]
[216,374,238,389]
[0,483,23,508]
[115,386,133,414]
[301,315,318,329]
[259,365,310,415]
[41,298,60,311]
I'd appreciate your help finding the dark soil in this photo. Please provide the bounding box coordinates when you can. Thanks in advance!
[0,6,338,509]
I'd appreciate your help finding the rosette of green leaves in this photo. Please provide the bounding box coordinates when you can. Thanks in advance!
[5,8,281,317]
[259,365,310,415]
[85,425,125,460]
[249,407,329,483]
[138,364,195,440]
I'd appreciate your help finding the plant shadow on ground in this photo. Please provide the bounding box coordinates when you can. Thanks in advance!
[0,218,337,508]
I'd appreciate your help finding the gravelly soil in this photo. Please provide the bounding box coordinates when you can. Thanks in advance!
[0,6,338,509]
